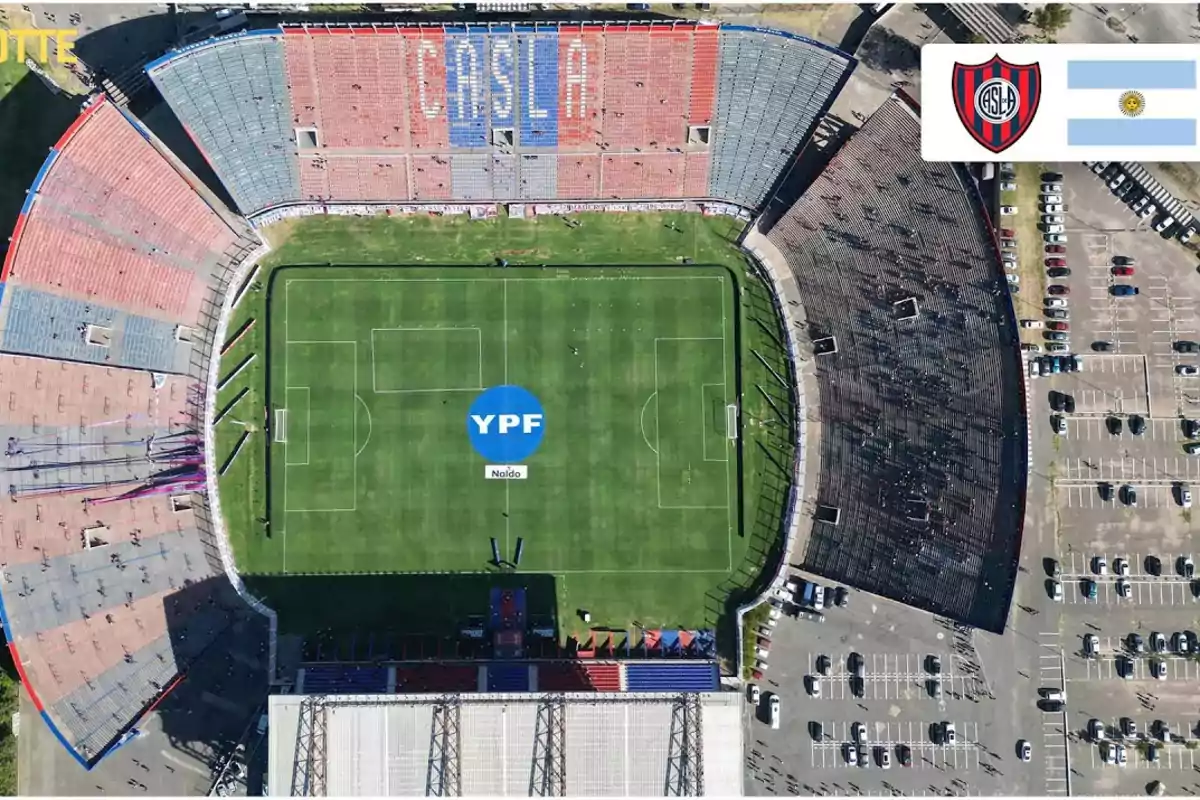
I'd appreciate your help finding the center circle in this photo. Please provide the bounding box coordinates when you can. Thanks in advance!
[974,77,1019,125]
[466,385,546,463]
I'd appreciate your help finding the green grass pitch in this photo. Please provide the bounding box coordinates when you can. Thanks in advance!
[217,213,796,651]
[272,268,737,579]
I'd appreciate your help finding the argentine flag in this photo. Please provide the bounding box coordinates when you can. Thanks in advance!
[1066,59,1198,147]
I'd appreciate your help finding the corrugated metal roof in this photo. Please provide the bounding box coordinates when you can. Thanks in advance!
[269,692,742,797]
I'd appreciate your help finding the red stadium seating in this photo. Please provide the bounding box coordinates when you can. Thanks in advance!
[557,24,606,149]
[393,664,478,693]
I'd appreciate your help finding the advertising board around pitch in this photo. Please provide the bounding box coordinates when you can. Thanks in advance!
[921,43,1200,162]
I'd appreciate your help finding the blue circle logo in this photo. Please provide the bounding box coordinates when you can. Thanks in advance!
[466,385,545,463]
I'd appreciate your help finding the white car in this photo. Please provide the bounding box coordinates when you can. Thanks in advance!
[1001,238,1017,249]
[1045,224,1065,234]
[1152,660,1167,680]
[845,744,858,766]
[1001,181,1017,191]
[1091,162,1108,174]
[1116,744,1127,767]
[1043,214,1065,224]
[1182,487,1193,508]
[1019,740,1032,762]
[1132,196,1149,212]
[1042,204,1065,213]
[1140,203,1156,219]
[1047,343,1070,353]
[943,722,957,745]
[1156,215,1176,232]
[879,748,892,769]
[1042,193,1064,203]
[1091,718,1106,741]
[1042,183,1063,193]
[1001,206,1018,215]
[1006,273,1020,285]
[854,722,868,745]
[749,684,761,706]
[1052,580,1063,602]
[1178,365,1199,377]
[813,584,825,610]
[1022,319,1045,329]
[1045,233,1068,243]
[1045,297,1068,308]
[1114,557,1128,576]
[1117,579,1131,598]
[769,694,780,729]
[1094,556,1108,576]
[1108,174,1126,190]
[809,676,822,697]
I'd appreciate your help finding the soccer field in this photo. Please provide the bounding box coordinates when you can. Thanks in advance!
[266,266,738,580]
[218,212,796,645]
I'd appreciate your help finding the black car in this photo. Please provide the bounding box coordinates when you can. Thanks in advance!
[1050,391,1066,411]
[834,586,849,608]
[1099,482,1114,502]
[1146,555,1163,576]
[1107,416,1124,436]
[1128,633,1145,653]
[1043,171,1064,182]
[1048,267,1072,278]
[1117,179,1137,198]
[1176,341,1199,353]
[1123,485,1138,506]
[1185,419,1200,439]
[898,744,912,767]
[1093,341,1113,352]
[1130,415,1146,435]
[1064,394,1076,414]
[1113,255,1136,266]
[1102,164,1122,180]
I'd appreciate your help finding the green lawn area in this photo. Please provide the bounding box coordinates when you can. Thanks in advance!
[216,212,796,660]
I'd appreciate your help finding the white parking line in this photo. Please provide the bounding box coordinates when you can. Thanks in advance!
[809,720,982,772]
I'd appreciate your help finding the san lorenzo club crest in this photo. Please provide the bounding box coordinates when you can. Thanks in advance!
[952,55,1041,154]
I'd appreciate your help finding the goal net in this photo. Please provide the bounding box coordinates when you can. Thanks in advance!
[726,404,739,440]
[274,409,287,443]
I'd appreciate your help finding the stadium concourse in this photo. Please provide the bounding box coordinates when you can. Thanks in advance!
[762,93,1027,633]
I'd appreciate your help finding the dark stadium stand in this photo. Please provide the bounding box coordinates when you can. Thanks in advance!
[764,93,1026,633]
[145,23,855,214]
[394,664,479,693]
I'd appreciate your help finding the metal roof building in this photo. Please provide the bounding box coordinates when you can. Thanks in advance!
[268,692,743,796]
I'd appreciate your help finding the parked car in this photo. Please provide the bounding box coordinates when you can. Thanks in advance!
[1022,319,1045,329]
[1090,718,1106,740]
[1043,171,1064,181]
[942,722,956,745]
[1185,419,1200,438]
[1022,343,1042,352]
[1048,285,1070,295]
[1045,233,1068,243]
[1051,415,1066,434]
[1001,206,1018,215]
[1129,415,1146,435]
[1112,255,1136,265]
[1045,257,1067,267]
[1117,579,1131,598]
[1181,225,1197,243]
[1085,634,1099,656]
[1152,632,1167,652]
[1048,267,1072,278]
[1111,285,1139,296]
[1019,740,1032,762]
[1046,332,1069,342]
[1045,309,1069,321]
[1001,238,1017,249]
[1042,215,1065,224]
[1155,214,1176,232]
[1001,181,1017,191]
[1115,557,1129,576]
[1000,227,1016,238]
[1042,204,1066,213]
[1176,341,1199,353]
[1045,297,1068,308]
[1047,343,1069,353]
[1186,442,1200,455]
[1122,484,1138,506]
[1178,365,1199,376]
[1041,183,1063,193]
[1112,266,1134,276]
[1180,486,1193,509]
[1108,417,1123,436]
[1045,244,1066,254]
[1043,195,1064,204]
[1044,224,1066,234]
[1049,321,1069,331]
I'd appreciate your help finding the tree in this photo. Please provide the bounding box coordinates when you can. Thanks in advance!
[1032,4,1072,37]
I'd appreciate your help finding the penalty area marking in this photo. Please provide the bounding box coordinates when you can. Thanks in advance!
[640,392,659,455]
[370,326,484,394]
[701,383,728,463]
[654,337,730,511]
[355,394,373,458]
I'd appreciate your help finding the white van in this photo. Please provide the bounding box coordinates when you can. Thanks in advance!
[769,695,781,729]
[813,585,825,610]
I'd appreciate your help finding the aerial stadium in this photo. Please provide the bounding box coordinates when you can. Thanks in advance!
[0,7,1026,794]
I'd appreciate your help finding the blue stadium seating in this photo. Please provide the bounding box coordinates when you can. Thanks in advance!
[624,662,718,692]
[302,665,389,693]
[487,663,530,692]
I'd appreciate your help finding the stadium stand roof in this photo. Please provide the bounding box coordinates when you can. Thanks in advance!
[268,691,742,796]
[144,23,854,215]
[766,94,1026,632]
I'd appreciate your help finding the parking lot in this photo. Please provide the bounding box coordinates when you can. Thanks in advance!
[1014,158,1200,797]
[742,592,1037,797]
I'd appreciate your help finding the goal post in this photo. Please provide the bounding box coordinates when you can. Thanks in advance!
[274,409,288,443]
[726,403,738,440]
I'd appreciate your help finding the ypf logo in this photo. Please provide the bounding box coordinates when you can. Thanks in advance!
[467,385,545,464]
